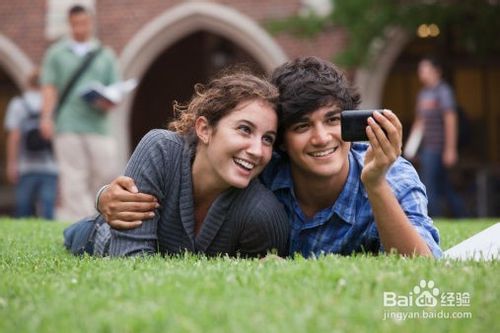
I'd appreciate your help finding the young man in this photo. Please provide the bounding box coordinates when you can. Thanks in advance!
[40,5,120,221]
[406,56,465,218]
[95,57,441,258]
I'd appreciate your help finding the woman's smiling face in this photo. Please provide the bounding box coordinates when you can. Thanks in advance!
[201,99,278,189]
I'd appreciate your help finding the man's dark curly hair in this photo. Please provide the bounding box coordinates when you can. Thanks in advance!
[270,56,361,146]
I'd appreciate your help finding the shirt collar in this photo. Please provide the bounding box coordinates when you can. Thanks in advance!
[64,38,99,54]
[268,156,293,192]
[330,148,363,225]
[267,144,369,225]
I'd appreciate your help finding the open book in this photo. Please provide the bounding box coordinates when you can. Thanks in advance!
[443,223,500,261]
[81,79,138,106]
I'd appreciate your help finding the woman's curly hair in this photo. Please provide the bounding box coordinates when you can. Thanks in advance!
[169,70,279,143]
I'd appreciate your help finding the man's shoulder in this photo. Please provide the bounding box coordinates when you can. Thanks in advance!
[349,143,369,163]
[260,152,291,189]
[386,157,424,196]
[351,143,422,193]
[45,39,68,56]
[99,45,118,60]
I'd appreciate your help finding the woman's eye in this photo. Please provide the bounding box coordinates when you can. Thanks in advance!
[238,125,251,134]
[262,135,275,146]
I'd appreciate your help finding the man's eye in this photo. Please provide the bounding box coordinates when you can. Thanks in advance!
[327,116,340,125]
[292,123,309,132]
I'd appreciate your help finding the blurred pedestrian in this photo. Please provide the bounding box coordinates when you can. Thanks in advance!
[40,4,120,221]
[407,56,465,218]
[4,69,58,219]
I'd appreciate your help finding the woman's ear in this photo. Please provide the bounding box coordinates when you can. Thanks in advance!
[195,116,211,144]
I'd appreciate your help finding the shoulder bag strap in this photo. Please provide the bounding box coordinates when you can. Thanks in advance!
[54,46,103,118]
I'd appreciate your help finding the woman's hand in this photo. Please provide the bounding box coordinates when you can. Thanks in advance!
[361,110,403,189]
[98,176,159,230]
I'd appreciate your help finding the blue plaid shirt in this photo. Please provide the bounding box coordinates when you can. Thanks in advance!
[260,143,442,258]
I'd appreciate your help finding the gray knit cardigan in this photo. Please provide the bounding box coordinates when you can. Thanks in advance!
[108,130,289,257]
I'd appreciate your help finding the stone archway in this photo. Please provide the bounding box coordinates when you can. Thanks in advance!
[114,2,288,168]
[0,34,34,90]
[0,35,34,214]
[354,28,411,109]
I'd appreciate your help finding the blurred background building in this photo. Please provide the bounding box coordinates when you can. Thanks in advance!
[0,0,498,216]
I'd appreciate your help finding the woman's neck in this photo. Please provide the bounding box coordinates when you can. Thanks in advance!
[191,149,229,202]
[191,149,230,234]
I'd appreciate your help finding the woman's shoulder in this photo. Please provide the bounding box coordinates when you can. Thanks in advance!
[131,130,187,167]
[236,179,284,211]
[138,129,185,148]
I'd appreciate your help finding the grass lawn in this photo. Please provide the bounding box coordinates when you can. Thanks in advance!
[0,218,499,333]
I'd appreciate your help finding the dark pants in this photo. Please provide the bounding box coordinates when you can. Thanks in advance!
[420,149,465,218]
[63,216,98,255]
[16,173,58,220]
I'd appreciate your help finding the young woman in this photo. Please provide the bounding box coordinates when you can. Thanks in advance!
[64,72,289,258]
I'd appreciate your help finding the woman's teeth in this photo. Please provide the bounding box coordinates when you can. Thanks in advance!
[234,158,255,170]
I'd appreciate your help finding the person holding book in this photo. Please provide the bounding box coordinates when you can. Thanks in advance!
[40,4,120,221]
[95,57,441,258]
[63,71,289,258]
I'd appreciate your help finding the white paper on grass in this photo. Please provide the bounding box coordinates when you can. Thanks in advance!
[80,78,138,105]
[443,223,500,261]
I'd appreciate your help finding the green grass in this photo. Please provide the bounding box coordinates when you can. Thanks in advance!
[0,218,499,333]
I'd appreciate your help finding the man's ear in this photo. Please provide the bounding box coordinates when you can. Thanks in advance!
[194,116,211,144]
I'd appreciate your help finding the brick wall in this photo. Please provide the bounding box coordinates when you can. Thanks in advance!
[0,1,347,66]
[0,0,48,64]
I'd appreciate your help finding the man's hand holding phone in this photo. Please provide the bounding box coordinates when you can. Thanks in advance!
[341,109,403,188]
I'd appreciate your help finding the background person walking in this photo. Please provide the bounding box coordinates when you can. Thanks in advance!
[4,69,58,219]
[40,4,120,221]
[407,56,465,218]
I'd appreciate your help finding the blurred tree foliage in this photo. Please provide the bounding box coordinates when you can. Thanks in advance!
[267,0,500,68]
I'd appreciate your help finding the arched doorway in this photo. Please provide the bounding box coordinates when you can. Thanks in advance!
[0,68,22,215]
[130,31,264,148]
[115,2,288,168]
[0,34,33,215]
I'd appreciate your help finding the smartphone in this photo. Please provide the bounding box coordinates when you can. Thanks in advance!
[341,110,383,142]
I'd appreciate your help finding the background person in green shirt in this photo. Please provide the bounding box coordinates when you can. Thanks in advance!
[40,4,120,221]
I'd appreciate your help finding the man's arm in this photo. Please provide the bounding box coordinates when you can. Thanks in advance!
[97,176,159,229]
[40,85,58,140]
[443,109,458,167]
[6,129,20,184]
[362,110,433,257]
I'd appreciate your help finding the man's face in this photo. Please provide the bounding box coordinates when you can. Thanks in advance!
[282,104,351,182]
[418,60,440,87]
[69,12,92,42]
